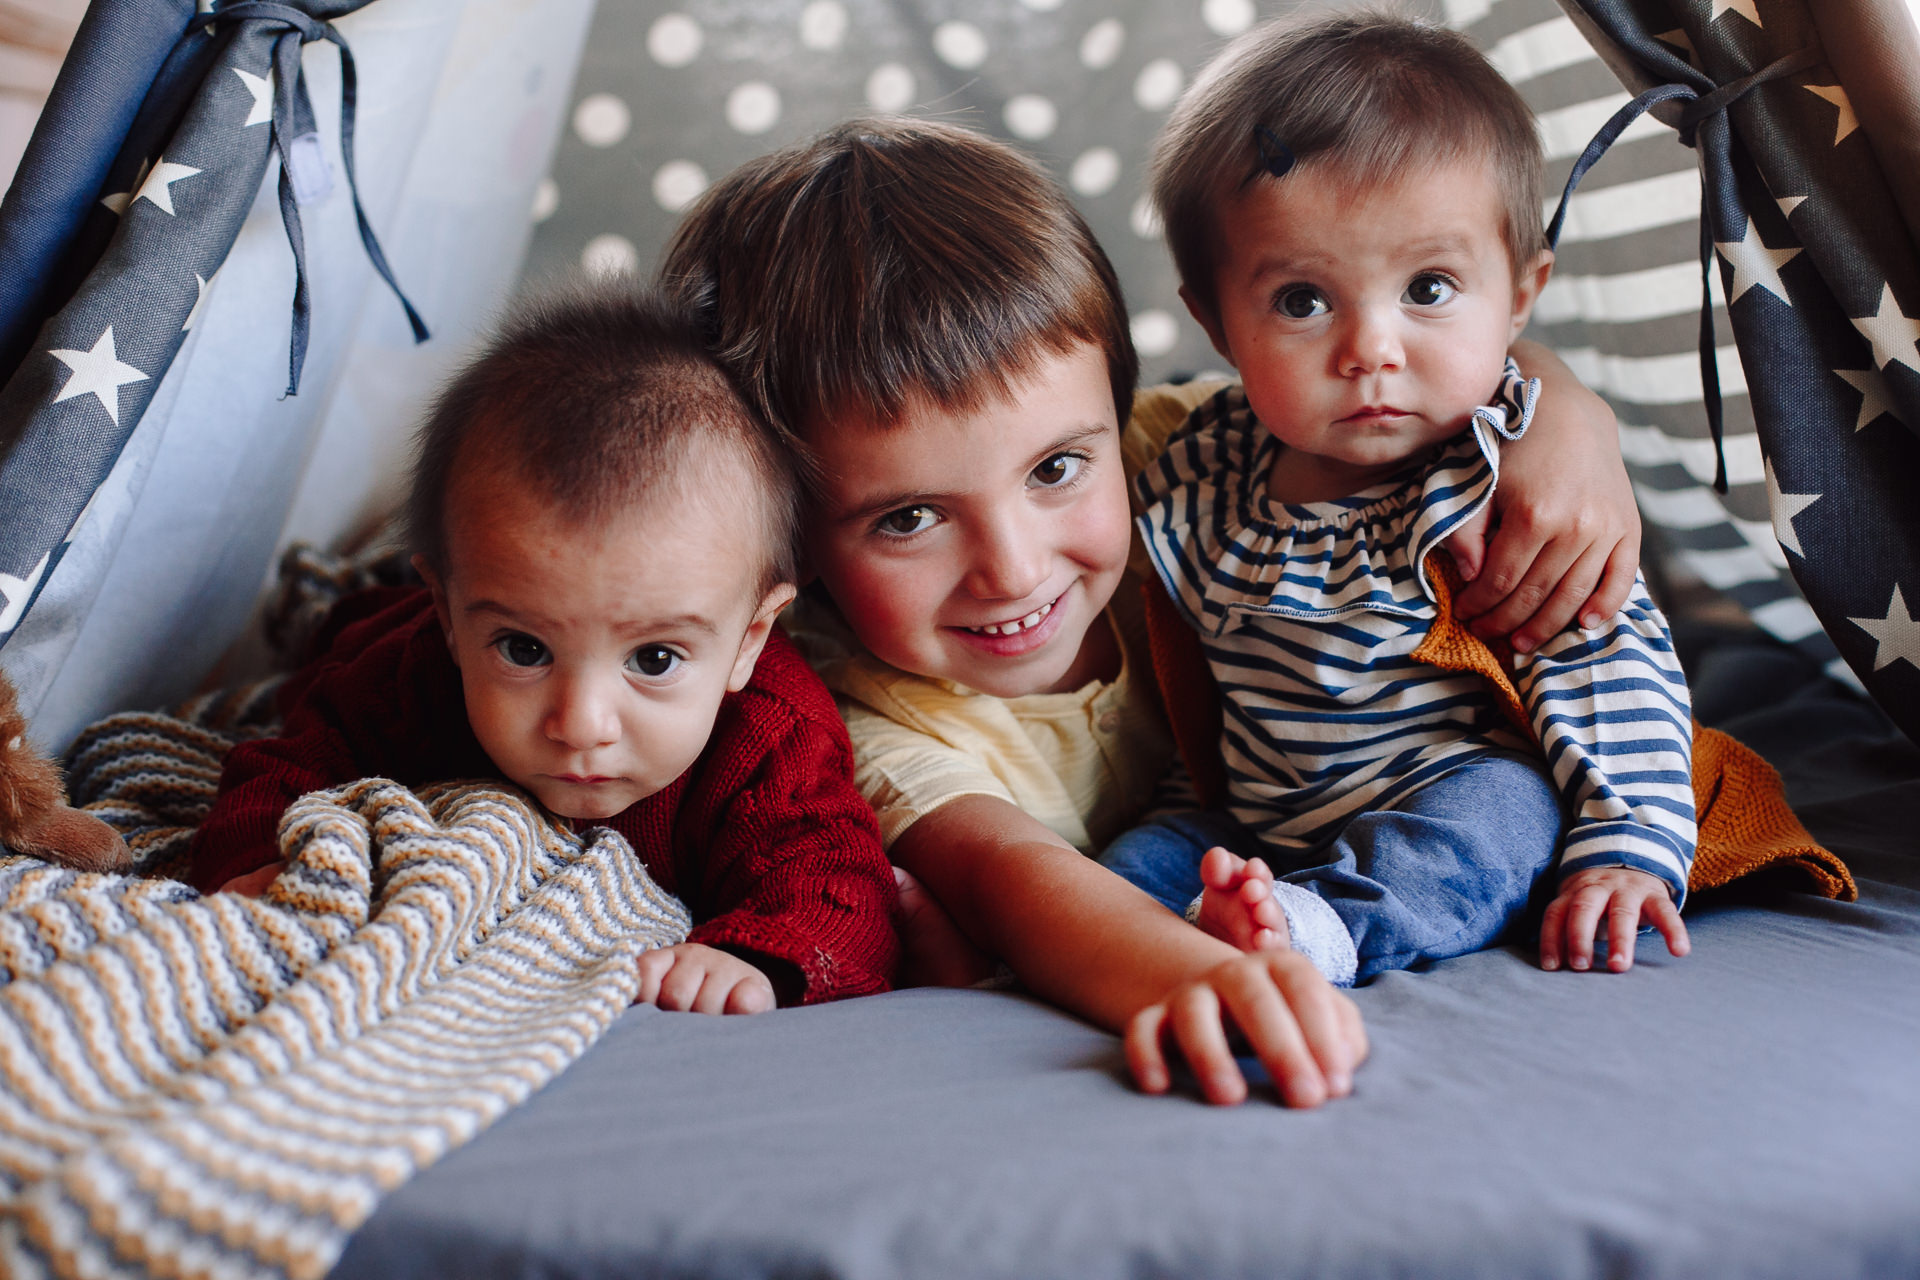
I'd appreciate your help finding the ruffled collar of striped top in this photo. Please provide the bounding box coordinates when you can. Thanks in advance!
[1133,360,1539,637]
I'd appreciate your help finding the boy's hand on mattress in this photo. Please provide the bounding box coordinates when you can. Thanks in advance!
[216,860,287,896]
[888,797,1363,1108]
[1447,339,1640,655]
[636,942,776,1014]
[1539,866,1690,974]
[1125,951,1366,1108]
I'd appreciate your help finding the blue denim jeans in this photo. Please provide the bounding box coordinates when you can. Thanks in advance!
[1100,751,1564,984]
[1098,809,1250,916]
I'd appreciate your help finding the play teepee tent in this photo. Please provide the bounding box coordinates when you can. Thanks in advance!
[0,0,594,752]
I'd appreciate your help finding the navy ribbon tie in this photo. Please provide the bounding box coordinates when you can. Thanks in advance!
[212,0,430,396]
[1544,47,1820,494]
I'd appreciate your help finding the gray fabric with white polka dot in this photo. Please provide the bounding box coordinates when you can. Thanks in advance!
[518,0,1434,381]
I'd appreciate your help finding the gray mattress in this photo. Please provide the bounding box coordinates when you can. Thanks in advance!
[331,637,1920,1279]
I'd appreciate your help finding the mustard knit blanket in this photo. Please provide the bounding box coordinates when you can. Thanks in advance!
[0,688,690,1280]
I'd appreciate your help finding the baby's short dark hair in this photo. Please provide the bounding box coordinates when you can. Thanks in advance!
[1152,10,1547,325]
[660,116,1138,446]
[406,282,800,593]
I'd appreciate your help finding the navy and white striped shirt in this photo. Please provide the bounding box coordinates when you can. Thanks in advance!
[1135,368,1696,903]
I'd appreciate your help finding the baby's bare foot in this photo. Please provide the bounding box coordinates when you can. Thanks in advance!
[894,866,998,987]
[1194,846,1292,953]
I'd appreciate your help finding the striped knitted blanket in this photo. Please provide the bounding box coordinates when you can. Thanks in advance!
[0,688,691,1280]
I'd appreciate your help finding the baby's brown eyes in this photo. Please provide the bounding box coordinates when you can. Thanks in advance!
[495,634,549,667]
[1404,274,1458,306]
[1276,286,1330,319]
[626,646,680,678]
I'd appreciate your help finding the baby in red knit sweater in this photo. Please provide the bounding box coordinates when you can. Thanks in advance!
[188,284,899,1014]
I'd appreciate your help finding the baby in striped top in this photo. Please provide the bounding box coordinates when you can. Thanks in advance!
[1114,13,1696,985]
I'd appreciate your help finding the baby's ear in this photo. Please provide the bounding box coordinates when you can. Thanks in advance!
[1180,285,1238,369]
[413,554,458,658]
[1509,250,1555,338]
[727,582,799,693]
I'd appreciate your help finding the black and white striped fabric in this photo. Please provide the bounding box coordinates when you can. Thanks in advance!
[1135,367,1696,899]
[1446,0,1852,687]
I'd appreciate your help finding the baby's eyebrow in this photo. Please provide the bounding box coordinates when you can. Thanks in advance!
[626,613,719,637]
[464,601,718,638]
[1247,233,1482,283]
[1247,247,1329,278]
[466,598,532,623]
[1401,233,1476,259]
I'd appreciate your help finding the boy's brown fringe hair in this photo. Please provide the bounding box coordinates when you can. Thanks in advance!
[661,117,1139,449]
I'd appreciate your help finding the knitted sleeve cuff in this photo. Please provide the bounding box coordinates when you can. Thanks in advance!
[689,910,895,1006]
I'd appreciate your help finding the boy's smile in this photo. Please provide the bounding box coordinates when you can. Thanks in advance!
[960,592,1060,644]
[422,457,790,821]
[805,343,1132,699]
[1188,156,1550,503]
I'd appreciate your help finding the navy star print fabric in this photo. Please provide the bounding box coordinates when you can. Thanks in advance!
[0,0,421,655]
[1560,0,1920,742]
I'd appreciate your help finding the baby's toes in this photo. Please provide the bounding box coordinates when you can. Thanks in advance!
[1251,890,1287,933]
[1249,895,1290,950]
[1199,845,1248,892]
[1195,887,1259,952]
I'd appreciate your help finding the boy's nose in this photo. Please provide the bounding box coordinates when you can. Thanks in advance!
[964,510,1049,602]
[1337,306,1405,376]
[544,671,621,751]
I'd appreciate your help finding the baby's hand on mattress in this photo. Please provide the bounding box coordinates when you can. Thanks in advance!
[1539,866,1690,973]
[216,860,286,896]
[1125,951,1366,1108]
[1193,846,1290,953]
[636,942,776,1014]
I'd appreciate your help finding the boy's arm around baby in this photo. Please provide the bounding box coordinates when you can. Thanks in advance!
[1451,340,1643,651]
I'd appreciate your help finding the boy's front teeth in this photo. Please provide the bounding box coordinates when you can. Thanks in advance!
[971,601,1053,636]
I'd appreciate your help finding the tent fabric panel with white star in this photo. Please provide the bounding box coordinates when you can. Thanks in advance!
[1557,0,1920,740]
[0,2,584,751]
[0,1,202,388]
[1450,0,1843,684]
[0,7,286,663]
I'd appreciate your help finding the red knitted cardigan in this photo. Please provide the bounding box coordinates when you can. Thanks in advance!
[188,588,898,1004]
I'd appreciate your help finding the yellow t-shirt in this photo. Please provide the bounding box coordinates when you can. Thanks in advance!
[786,380,1229,854]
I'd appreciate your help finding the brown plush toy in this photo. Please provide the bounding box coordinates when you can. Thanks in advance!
[0,670,132,873]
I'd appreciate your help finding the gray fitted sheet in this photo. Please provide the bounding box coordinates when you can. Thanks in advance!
[332,639,1920,1280]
